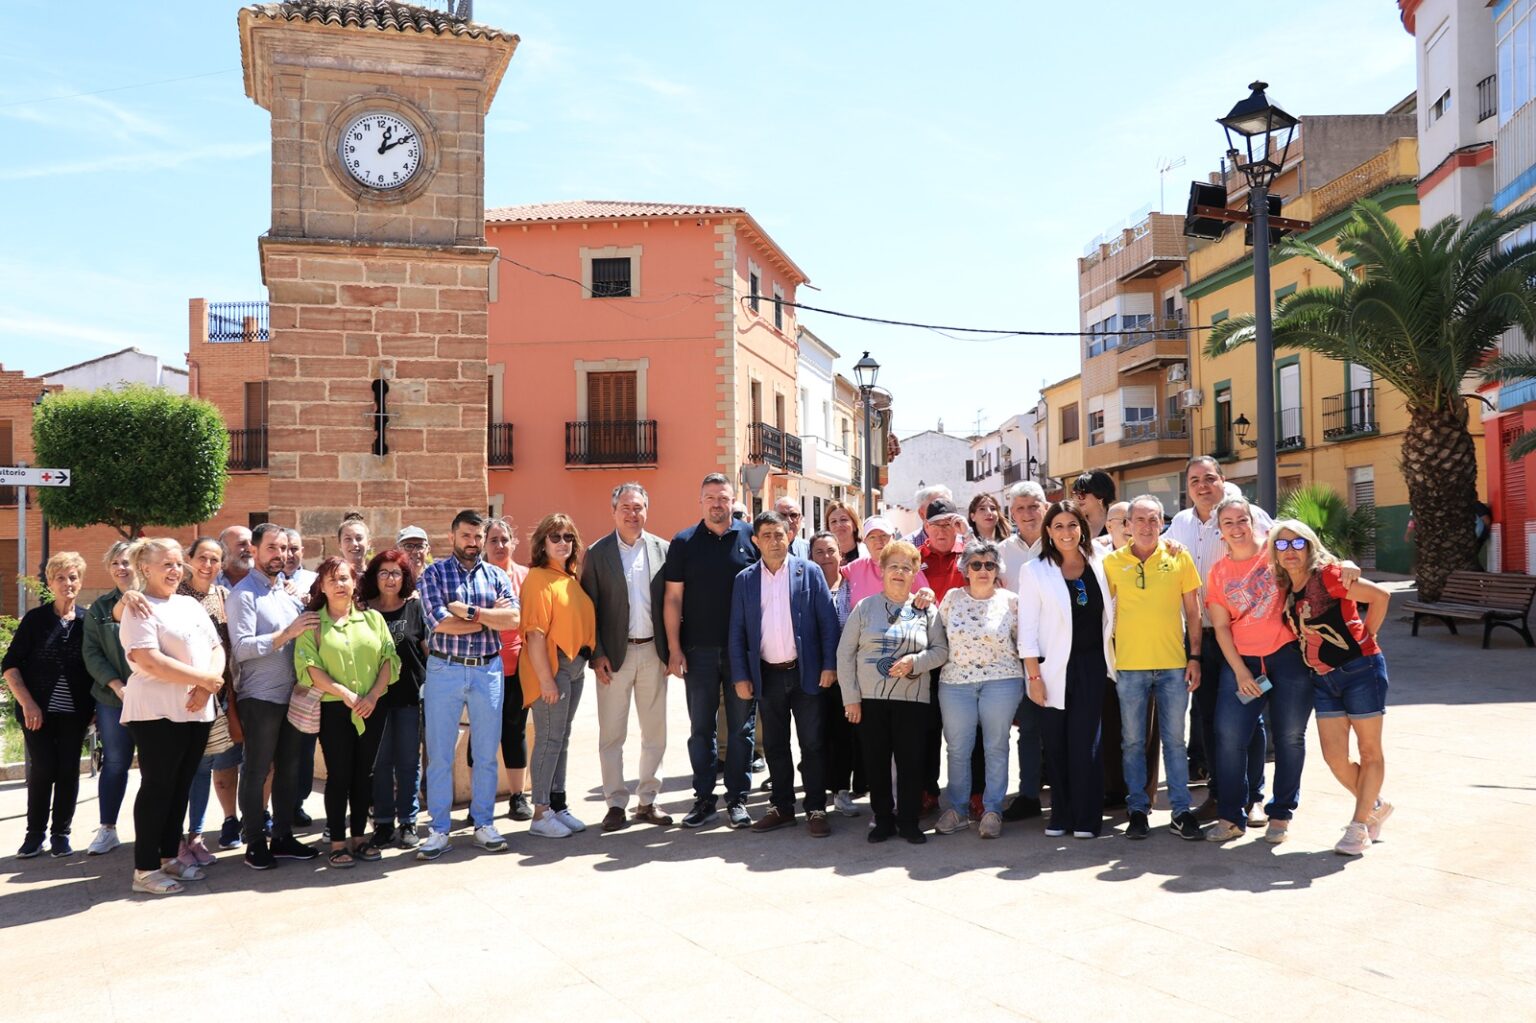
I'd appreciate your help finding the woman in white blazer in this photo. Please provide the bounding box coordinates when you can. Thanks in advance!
[1017,500,1116,839]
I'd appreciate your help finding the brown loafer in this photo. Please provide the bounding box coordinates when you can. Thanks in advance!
[601,807,628,833]
[751,806,795,832]
[631,803,673,827]
[806,810,831,838]
[1193,797,1219,823]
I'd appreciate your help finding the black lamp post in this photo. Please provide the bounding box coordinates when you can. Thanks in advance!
[1219,81,1298,514]
[852,351,880,517]
[1234,412,1253,447]
[1027,454,1039,481]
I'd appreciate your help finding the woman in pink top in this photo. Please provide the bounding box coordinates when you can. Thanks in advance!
[841,516,931,609]
[1203,495,1319,845]
[119,538,226,895]
[486,517,534,821]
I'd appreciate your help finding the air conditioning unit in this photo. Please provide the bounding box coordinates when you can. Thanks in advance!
[1179,388,1204,409]
[1167,363,1188,383]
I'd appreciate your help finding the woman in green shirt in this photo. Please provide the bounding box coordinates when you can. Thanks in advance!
[294,556,400,867]
[81,540,136,856]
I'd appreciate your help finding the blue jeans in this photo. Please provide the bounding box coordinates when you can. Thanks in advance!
[1215,641,1311,826]
[372,703,422,827]
[186,752,216,835]
[95,703,135,827]
[422,655,504,833]
[940,678,1023,815]
[1116,668,1192,816]
[1313,652,1389,719]
[530,652,586,806]
[683,647,754,806]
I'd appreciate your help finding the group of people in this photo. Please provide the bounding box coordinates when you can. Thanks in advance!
[2,454,1395,895]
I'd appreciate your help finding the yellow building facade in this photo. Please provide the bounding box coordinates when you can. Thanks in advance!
[1042,373,1083,497]
[1183,137,1486,573]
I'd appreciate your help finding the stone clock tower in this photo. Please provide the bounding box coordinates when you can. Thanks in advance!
[237,1,517,549]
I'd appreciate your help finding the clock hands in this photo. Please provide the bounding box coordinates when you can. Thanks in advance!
[377,126,392,155]
[378,130,416,155]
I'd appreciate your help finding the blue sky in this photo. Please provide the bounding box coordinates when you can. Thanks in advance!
[0,1,1415,437]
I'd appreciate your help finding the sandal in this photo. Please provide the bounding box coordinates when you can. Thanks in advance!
[132,869,184,895]
[352,842,382,863]
[327,848,356,868]
[162,860,205,881]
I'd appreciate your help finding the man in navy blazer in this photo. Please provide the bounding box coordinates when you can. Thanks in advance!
[729,510,840,836]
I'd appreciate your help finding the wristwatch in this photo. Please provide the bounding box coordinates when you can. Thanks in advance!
[465,605,479,622]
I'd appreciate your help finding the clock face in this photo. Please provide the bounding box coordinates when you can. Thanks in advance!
[338,111,422,190]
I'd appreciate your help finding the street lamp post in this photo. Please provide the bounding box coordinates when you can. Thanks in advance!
[1219,81,1298,514]
[853,351,880,518]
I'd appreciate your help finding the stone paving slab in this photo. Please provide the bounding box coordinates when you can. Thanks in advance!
[2,587,1534,1021]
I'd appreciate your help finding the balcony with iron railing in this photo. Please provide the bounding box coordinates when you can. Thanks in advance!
[207,301,269,343]
[487,422,514,467]
[1276,406,1305,451]
[1323,388,1377,440]
[1479,73,1498,124]
[565,420,657,467]
[1119,417,1189,444]
[228,426,268,471]
[1200,426,1236,463]
[749,421,803,475]
[850,454,862,488]
[1003,461,1024,486]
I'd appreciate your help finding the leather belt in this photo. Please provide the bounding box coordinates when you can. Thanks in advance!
[430,650,495,667]
[628,636,655,645]
[761,658,798,671]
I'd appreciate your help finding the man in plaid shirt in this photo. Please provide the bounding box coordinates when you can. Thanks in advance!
[414,509,520,860]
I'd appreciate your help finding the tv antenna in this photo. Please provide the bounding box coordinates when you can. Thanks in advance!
[1158,156,1187,212]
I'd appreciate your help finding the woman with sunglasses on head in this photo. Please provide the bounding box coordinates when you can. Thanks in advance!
[359,549,428,849]
[519,514,598,839]
[1016,501,1117,839]
[933,539,1022,839]
[1269,520,1393,856]
[294,556,400,868]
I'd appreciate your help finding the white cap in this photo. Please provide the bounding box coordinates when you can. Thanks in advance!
[396,525,428,544]
[862,516,897,537]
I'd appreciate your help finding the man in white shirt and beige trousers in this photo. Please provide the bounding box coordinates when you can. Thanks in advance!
[582,483,674,832]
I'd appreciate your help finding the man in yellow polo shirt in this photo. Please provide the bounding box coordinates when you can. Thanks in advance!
[1103,495,1204,842]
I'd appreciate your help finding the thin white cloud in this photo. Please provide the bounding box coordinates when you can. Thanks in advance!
[0,141,266,181]
[0,314,155,349]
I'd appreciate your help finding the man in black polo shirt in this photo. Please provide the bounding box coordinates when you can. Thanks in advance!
[665,472,760,829]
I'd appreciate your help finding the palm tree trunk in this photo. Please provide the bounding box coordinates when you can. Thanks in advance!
[1401,403,1479,601]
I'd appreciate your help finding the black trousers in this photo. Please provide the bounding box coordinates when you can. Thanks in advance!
[1190,630,1226,790]
[858,698,928,828]
[236,696,302,844]
[757,665,826,814]
[821,685,864,794]
[318,701,385,841]
[21,711,88,839]
[294,731,317,813]
[1041,657,1106,836]
[126,718,212,872]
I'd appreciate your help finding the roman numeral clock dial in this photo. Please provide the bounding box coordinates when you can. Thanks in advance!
[338,111,421,190]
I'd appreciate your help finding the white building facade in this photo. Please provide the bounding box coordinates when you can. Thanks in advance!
[883,428,979,536]
[795,326,854,534]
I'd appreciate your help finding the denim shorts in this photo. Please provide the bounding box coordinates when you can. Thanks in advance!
[210,741,244,770]
[1312,652,1388,720]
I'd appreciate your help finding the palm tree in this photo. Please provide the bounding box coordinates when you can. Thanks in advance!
[1278,482,1381,562]
[1206,199,1536,600]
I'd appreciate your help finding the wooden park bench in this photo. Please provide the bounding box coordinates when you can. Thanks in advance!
[1404,571,1536,649]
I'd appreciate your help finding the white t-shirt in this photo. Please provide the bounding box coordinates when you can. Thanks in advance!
[120,593,221,724]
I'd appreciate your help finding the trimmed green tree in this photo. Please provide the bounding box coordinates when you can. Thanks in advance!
[32,385,229,539]
[1206,199,1536,600]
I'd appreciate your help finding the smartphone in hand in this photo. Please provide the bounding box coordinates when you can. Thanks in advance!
[1236,674,1273,705]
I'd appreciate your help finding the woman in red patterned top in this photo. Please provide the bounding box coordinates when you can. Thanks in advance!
[1270,519,1393,857]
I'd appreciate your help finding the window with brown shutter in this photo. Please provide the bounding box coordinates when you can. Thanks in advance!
[588,371,638,460]
[244,381,268,429]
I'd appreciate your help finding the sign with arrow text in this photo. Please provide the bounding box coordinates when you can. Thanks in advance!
[0,466,71,487]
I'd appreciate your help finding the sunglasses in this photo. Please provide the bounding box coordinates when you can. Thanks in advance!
[1070,578,1087,606]
[1133,562,1146,589]
[1273,537,1309,551]
[548,533,578,545]
[782,511,802,519]
[968,561,998,572]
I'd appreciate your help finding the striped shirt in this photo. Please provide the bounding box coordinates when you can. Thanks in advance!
[417,555,517,659]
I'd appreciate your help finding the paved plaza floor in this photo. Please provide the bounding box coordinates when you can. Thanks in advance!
[2,584,1534,1021]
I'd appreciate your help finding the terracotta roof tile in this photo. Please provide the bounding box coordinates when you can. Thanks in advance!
[485,200,746,223]
[244,1,516,42]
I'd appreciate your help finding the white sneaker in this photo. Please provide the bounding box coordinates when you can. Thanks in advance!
[87,826,120,856]
[1335,821,1371,856]
[1367,800,1394,841]
[833,791,861,817]
[416,831,452,861]
[529,814,573,839]
[473,824,508,851]
[554,809,586,833]
[935,808,967,834]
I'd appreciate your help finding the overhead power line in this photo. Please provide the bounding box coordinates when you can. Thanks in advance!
[0,69,239,109]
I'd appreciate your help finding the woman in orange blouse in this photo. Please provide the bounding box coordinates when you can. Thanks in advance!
[519,514,597,840]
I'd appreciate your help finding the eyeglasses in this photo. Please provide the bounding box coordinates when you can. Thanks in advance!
[401,541,427,550]
[377,570,403,580]
[968,561,998,572]
[782,511,802,519]
[548,533,578,545]
[1273,537,1309,551]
